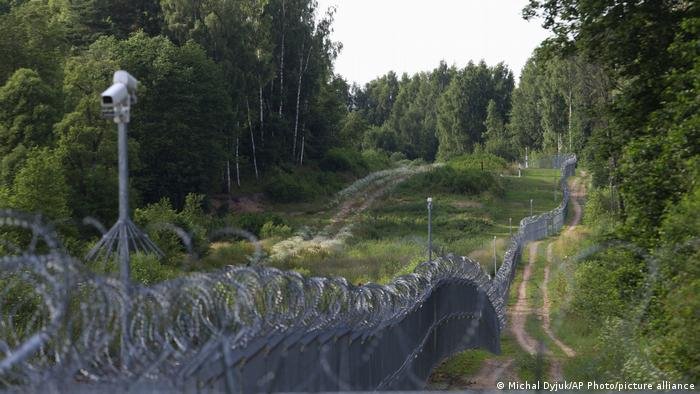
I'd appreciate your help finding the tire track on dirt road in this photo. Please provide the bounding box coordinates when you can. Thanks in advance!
[542,175,585,379]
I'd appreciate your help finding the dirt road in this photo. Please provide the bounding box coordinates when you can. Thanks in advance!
[510,241,543,355]
[460,172,586,389]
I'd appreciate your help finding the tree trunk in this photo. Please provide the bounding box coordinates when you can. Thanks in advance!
[292,50,303,158]
[299,133,305,166]
[226,159,231,194]
[246,100,259,181]
[278,0,285,116]
[235,136,241,187]
[259,81,264,146]
[293,42,313,159]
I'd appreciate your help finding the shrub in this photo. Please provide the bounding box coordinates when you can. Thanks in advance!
[226,212,287,236]
[134,193,210,261]
[362,149,392,171]
[448,152,508,172]
[260,221,293,239]
[201,240,257,269]
[131,253,177,285]
[320,148,368,176]
[389,151,407,162]
[263,171,315,203]
[398,166,504,196]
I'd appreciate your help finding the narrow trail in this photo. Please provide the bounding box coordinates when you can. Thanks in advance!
[543,243,576,358]
[325,166,431,236]
[460,172,587,389]
[451,242,543,391]
[269,165,432,261]
[541,175,585,378]
[509,241,545,356]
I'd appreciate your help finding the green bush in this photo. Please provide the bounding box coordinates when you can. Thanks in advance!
[201,240,256,270]
[260,221,293,238]
[227,212,287,236]
[131,253,177,285]
[448,152,508,172]
[398,166,504,196]
[362,149,392,171]
[389,151,407,162]
[320,148,368,176]
[134,193,210,261]
[264,168,350,204]
[263,171,316,203]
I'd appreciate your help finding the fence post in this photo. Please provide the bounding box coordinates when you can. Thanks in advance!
[509,217,512,237]
[493,236,497,277]
[427,197,433,262]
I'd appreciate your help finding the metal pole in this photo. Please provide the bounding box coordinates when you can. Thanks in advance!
[117,121,131,369]
[118,122,130,283]
[530,199,533,216]
[427,197,433,262]
[509,217,512,237]
[493,236,497,277]
[525,147,529,169]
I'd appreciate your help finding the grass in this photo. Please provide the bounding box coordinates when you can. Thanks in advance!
[199,162,563,286]
[343,167,561,277]
[525,243,546,310]
[273,238,426,285]
[427,170,590,385]
[429,349,491,388]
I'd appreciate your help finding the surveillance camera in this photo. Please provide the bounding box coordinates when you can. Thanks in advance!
[100,70,138,122]
[113,70,138,101]
[101,83,129,107]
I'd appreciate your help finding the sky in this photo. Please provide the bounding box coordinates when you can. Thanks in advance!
[315,0,552,86]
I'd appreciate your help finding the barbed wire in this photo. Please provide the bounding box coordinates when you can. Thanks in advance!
[0,155,577,392]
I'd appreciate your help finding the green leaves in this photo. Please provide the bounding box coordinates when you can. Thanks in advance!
[0,68,59,155]
[436,61,514,160]
[8,148,71,220]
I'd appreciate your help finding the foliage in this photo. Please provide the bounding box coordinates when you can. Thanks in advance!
[0,68,59,156]
[508,49,610,159]
[448,152,507,172]
[130,252,177,286]
[361,149,392,171]
[7,148,71,220]
[0,2,66,85]
[226,212,286,237]
[260,221,293,239]
[398,166,503,197]
[436,61,514,160]
[263,170,317,203]
[134,193,209,262]
[320,148,368,176]
[523,1,699,382]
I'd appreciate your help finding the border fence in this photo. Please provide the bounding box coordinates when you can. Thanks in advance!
[0,155,576,392]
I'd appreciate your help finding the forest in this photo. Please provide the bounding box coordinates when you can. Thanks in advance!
[0,0,697,384]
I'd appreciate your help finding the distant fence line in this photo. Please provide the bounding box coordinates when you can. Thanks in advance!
[0,155,576,392]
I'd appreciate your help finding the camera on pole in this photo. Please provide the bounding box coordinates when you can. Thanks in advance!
[88,70,162,267]
[101,70,138,123]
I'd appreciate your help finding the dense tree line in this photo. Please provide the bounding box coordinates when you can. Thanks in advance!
[349,60,515,162]
[522,0,699,382]
[0,0,611,230]
[0,0,346,223]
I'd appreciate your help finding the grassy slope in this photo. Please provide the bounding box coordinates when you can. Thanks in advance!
[429,170,588,387]
[203,166,560,285]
